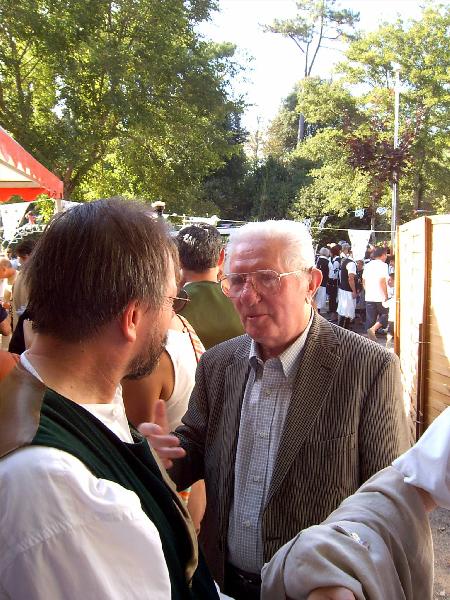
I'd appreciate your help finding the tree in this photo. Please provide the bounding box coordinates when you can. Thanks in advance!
[287,5,449,228]
[337,4,450,214]
[264,0,359,142]
[245,156,312,221]
[0,0,242,201]
[264,89,299,158]
[343,114,422,230]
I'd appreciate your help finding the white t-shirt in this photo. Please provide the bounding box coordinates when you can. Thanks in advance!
[362,259,389,302]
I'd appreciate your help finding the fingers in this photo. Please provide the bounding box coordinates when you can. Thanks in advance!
[307,587,356,600]
[153,399,169,434]
[138,422,186,469]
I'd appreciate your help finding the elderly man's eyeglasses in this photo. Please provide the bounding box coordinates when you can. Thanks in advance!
[164,288,190,313]
[220,269,310,298]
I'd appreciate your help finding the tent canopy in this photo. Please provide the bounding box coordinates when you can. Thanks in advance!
[0,126,63,202]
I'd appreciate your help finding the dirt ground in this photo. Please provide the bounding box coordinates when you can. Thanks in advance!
[431,508,450,599]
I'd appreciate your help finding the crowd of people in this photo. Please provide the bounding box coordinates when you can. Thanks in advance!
[0,200,448,599]
[313,241,396,348]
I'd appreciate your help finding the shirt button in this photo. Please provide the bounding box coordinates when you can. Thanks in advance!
[264,389,272,396]
[253,475,261,482]
[243,520,251,528]
[258,431,268,438]
[112,407,120,418]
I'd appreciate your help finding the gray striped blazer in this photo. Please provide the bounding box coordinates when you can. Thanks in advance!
[171,312,409,586]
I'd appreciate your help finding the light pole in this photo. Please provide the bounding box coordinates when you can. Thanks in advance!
[391,65,400,252]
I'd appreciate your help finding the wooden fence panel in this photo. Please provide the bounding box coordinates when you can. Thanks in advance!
[397,217,430,439]
[397,215,450,438]
[425,215,450,428]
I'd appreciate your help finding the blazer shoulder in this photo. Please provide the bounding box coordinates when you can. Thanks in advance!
[200,334,251,364]
[328,321,398,365]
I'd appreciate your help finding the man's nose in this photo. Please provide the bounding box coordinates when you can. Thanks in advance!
[239,277,260,302]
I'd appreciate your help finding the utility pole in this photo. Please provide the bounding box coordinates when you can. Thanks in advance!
[391,66,400,252]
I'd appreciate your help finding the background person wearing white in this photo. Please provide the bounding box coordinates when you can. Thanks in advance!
[337,243,357,330]
[362,247,389,341]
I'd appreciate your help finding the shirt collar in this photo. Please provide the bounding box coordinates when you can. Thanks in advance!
[249,309,314,379]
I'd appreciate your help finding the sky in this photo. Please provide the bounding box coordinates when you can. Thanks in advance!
[197,0,433,132]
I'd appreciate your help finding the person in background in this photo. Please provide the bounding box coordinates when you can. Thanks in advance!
[10,239,36,331]
[363,247,389,342]
[354,259,366,326]
[314,247,329,314]
[0,349,19,381]
[337,243,357,330]
[0,258,16,306]
[0,304,11,337]
[6,247,20,270]
[327,244,341,322]
[176,224,243,349]
[383,273,396,350]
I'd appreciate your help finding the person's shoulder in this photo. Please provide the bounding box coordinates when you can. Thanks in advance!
[328,322,397,363]
[201,334,250,362]
[0,445,143,514]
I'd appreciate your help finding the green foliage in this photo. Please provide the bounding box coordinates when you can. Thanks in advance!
[264,90,299,158]
[0,0,242,203]
[337,4,450,213]
[245,156,313,221]
[290,129,371,222]
[281,4,450,228]
[34,195,55,223]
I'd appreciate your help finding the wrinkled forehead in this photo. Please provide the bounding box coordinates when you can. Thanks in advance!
[228,236,288,272]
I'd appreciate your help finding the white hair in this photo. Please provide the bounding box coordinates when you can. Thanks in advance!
[319,247,329,257]
[225,220,315,272]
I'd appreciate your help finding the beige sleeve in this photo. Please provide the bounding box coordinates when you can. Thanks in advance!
[261,467,433,600]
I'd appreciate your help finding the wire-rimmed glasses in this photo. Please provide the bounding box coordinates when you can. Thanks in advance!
[164,288,190,313]
[220,268,310,298]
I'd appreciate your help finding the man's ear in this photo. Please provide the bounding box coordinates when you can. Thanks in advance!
[308,268,323,300]
[120,301,140,342]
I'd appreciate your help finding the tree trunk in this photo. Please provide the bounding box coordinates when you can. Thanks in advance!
[297,113,305,144]
[370,199,376,242]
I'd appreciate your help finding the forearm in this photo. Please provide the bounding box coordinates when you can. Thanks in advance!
[261,468,433,600]
[348,274,357,294]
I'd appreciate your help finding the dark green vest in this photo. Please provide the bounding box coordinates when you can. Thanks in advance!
[31,389,218,600]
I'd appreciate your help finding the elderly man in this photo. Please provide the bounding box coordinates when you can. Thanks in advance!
[0,199,219,599]
[145,220,408,600]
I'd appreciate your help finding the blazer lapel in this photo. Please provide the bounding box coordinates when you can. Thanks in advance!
[218,337,251,537]
[266,315,341,506]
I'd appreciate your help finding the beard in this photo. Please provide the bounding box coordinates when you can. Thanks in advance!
[123,331,168,380]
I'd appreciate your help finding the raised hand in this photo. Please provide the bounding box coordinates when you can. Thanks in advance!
[138,399,186,468]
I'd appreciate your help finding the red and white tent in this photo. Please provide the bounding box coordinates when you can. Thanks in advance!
[0,126,63,203]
